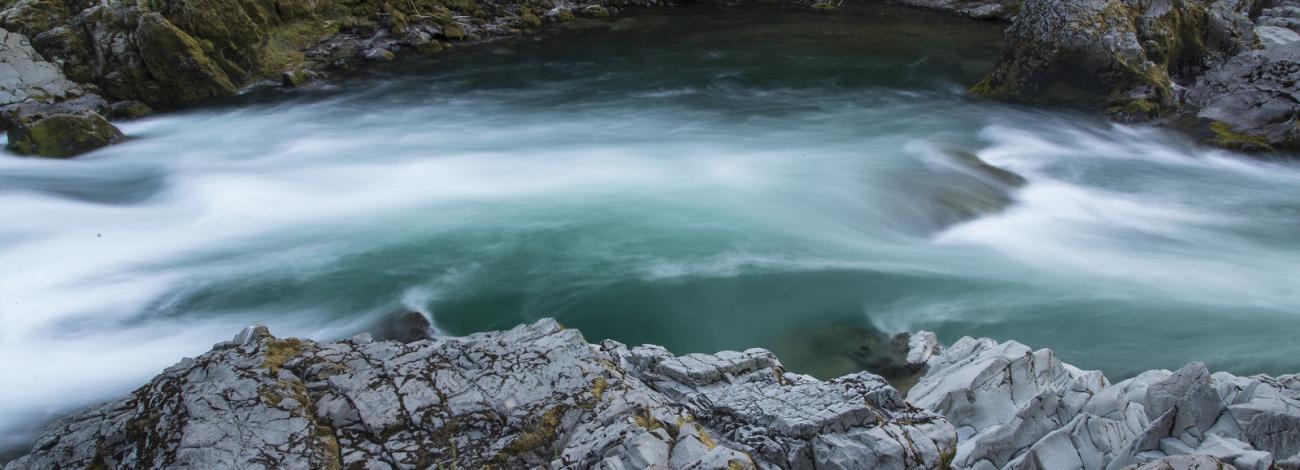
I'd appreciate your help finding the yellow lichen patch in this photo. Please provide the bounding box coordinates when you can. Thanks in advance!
[501,405,567,458]
[1209,122,1274,151]
[632,406,663,431]
[696,424,717,450]
[590,377,608,403]
[263,338,305,373]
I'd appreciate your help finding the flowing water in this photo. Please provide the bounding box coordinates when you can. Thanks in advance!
[2,4,1299,454]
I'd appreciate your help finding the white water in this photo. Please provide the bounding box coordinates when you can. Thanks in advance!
[2,7,1298,454]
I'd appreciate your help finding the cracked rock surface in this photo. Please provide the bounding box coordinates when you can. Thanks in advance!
[4,319,955,469]
[909,336,1300,470]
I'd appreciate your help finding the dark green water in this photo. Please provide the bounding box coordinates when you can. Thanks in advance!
[2,4,1298,454]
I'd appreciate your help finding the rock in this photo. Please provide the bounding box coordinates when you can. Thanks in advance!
[5,319,956,469]
[910,336,1300,470]
[361,47,396,62]
[969,0,1300,152]
[578,4,611,18]
[367,310,434,343]
[5,111,124,158]
[905,330,939,363]
[890,0,1021,20]
[109,100,153,120]
[1123,454,1237,470]
[0,27,82,107]
[1186,46,1300,151]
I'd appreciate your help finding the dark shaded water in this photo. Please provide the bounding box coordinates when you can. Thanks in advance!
[3,4,1299,455]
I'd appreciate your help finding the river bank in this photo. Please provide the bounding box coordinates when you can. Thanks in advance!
[4,318,1298,469]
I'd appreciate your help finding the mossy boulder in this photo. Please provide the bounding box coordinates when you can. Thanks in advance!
[6,112,124,158]
[970,0,1258,120]
[577,5,610,18]
[133,12,240,106]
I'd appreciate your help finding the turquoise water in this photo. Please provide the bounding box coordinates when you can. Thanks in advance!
[2,4,1299,454]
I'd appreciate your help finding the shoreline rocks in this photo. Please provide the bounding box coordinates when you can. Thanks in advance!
[3,319,955,469]
[971,0,1300,152]
[7,319,1298,469]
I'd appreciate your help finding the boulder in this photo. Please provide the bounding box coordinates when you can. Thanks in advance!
[5,111,123,158]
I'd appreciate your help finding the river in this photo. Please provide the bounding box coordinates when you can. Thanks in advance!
[2,4,1298,455]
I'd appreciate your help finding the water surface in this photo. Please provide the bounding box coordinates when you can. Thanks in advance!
[3,4,1299,454]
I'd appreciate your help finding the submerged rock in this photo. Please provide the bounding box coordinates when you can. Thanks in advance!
[4,319,956,469]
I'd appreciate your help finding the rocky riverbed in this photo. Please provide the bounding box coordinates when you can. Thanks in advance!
[4,318,1297,469]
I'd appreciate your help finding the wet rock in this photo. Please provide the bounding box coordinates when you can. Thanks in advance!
[891,0,1021,20]
[0,27,82,108]
[5,111,123,158]
[361,46,396,61]
[367,310,434,343]
[1187,46,1300,151]
[578,4,611,18]
[5,319,956,469]
[109,100,153,120]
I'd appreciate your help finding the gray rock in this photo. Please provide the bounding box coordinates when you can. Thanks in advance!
[1187,45,1300,151]
[1123,454,1237,470]
[0,27,82,108]
[5,319,956,469]
[912,336,1300,470]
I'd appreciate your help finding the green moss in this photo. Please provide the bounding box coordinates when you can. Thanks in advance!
[442,22,465,40]
[262,20,336,74]
[500,405,566,458]
[1209,121,1274,151]
[6,113,124,158]
[518,11,541,30]
[134,12,239,106]
[577,5,609,18]
[263,338,305,373]
[0,0,72,37]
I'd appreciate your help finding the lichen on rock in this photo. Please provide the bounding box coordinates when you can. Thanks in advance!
[5,111,123,157]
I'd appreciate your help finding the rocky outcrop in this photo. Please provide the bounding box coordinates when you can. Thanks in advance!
[6,319,1299,469]
[889,0,1023,20]
[4,319,956,469]
[971,0,1300,151]
[0,0,662,112]
[908,336,1300,470]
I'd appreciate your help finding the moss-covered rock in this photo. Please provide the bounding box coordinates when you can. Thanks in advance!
[577,4,610,18]
[6,112,124,158]
[970,0,1258,122]
[134,12,239,106]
